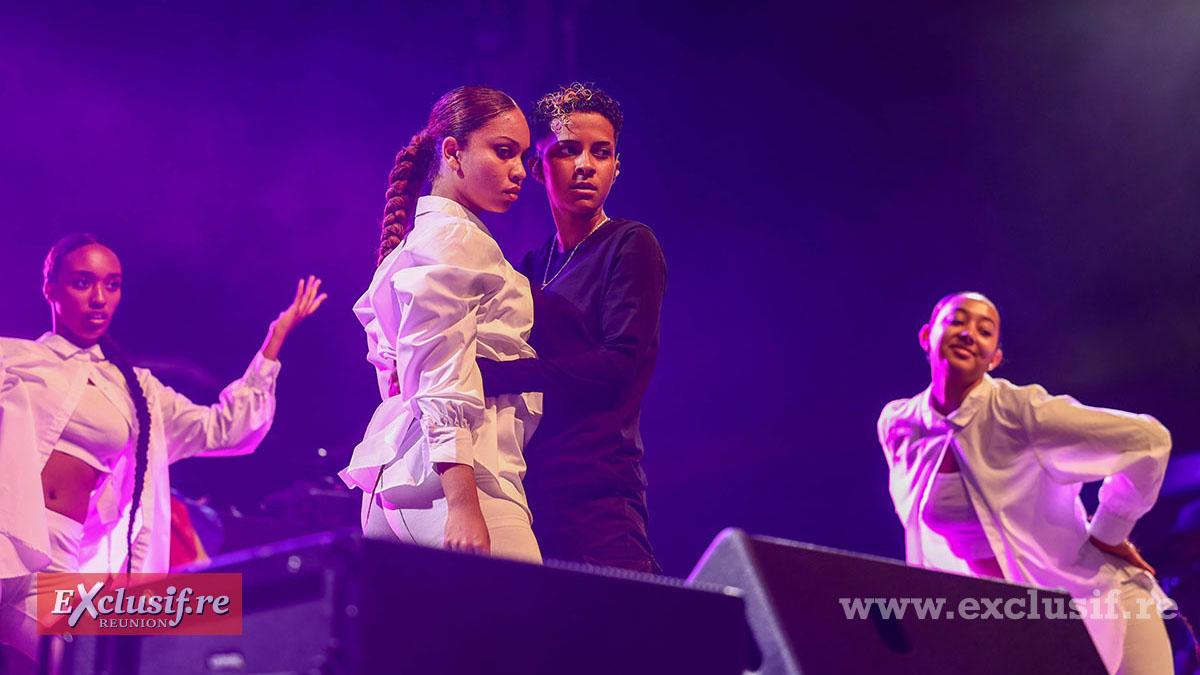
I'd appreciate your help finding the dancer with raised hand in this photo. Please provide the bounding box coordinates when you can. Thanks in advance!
[877,291,1172,674]
[0,233,325,669]
[341,86,542,563]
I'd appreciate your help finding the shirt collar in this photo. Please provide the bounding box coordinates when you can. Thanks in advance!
[915,387,942,429]
[916,375,995,430]
[415,195,492,238]
[37,332,107,362]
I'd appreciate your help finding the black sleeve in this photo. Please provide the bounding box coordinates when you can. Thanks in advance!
[516,247,538,281]
[480,226,666,401]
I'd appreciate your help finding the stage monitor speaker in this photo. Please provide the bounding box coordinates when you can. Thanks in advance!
[62,529,749,675]
[687,528,1107,675]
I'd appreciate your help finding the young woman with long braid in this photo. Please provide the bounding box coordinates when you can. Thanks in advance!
[339,86,543,562]
[0,233,325,669]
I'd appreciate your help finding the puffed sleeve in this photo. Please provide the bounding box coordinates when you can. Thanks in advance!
[0,348,53,576]
[877,397,922,524]
[877,399,906,471]
[1017,384,1171,545]
[390,224,505,467]
[140,353,281,464]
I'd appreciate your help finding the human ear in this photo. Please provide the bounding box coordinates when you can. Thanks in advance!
[613,153,620,182]
[442,136,462,173]
[988,348,1003,371]
[918,324,932,354]
[530,154,545,184]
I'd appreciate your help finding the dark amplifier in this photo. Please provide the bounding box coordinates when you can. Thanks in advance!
[62,529,749,675]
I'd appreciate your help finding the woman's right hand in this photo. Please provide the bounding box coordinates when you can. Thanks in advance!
[443,502,491,555]
[1090,536,1156,576]
[436,463,490,555]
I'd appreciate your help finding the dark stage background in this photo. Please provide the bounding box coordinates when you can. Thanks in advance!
[2,1,1198,580]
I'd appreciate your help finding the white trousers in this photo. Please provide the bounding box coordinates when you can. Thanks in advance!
[361,475,541,565]
[0,509,83,663]
[1113,570,1173,675]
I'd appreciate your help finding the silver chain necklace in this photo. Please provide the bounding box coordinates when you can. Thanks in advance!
[541,217,610,289]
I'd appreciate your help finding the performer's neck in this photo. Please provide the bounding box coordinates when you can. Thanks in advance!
[52,322,99,349]
[553,207,609,251]
[929,374,983,417]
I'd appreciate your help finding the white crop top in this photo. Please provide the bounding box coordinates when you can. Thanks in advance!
[53,381,132,474]
[921,472,996,561]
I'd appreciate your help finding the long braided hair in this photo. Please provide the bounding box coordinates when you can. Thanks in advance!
[44,234,151,575]
[377,85,519,265]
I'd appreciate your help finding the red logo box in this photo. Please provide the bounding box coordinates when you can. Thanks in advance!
[36,572,242,635]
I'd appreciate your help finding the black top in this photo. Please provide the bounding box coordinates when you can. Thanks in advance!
[479,218,667,500]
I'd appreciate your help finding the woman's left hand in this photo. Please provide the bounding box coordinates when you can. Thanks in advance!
[262,276,328,360]
[1089,536,1156,576]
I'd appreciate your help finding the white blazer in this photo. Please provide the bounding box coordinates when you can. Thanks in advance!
[0,333,279,576]
[878,375,1171,673]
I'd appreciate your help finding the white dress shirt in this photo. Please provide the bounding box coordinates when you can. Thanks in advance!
[0,333,279,576]
[877,375,1171,673]
[340,195,541,515]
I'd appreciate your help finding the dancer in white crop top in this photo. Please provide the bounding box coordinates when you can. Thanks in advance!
[877,292,1173,675]
[0,233,326,670]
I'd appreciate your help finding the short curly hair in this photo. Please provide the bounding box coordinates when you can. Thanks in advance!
[530,82,624,142]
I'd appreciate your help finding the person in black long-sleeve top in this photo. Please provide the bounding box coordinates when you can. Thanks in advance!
[478,83,666,573]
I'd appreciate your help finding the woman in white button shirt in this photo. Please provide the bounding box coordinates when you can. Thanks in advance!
[0,233,325,668]
[877,292,1173,674]
[339,86,542,563]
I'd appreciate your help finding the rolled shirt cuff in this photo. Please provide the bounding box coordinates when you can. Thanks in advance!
[1088,505,1138,546]
[244,351,282,389]
[425,425,474,467]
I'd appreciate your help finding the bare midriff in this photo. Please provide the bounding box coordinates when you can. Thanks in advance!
[41,450,101,524]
